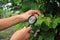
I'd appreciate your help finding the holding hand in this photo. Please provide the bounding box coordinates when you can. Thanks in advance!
[18,10,41,22]
[10,27,32,40]
[10,10,41,40]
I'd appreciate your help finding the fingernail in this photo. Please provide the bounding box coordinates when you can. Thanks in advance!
[28,27,31,28]
[28,26,32,29]
[24,27,26,28]
[29,25,32,27]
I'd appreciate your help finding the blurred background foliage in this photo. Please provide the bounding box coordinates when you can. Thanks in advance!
[0,0,60,40]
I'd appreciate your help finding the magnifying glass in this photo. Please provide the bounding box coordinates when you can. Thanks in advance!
[27,15,37,26]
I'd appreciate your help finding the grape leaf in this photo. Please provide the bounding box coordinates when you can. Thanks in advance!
[35,15,44,26]
[38,35,43,40]
[44,17,51,27]
[52,17,60,29]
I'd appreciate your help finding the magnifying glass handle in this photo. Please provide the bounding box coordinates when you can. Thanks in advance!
[27,24,32,27]
[27,24,30,27]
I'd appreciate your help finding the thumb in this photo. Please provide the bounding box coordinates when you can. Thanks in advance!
[26,26,32,33]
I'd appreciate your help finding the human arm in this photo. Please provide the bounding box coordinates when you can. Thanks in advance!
[10,27,32,40]
[0,10,41,30]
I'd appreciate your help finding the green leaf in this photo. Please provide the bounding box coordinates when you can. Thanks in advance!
[13,0,22,4]
[52,17,60,29]
[41,31,54,40]
[45,35,54,40]
[41,23,50,31]
[30,2,39,10]
[15,22,27,29]
[21,1,39,12]
[38,36,43,40]
[35,15,44,26]
[44,33,54,40]
[44,17,51,27]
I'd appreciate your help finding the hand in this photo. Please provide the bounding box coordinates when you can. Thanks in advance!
[18,10,41,21]
[10,27,32,40]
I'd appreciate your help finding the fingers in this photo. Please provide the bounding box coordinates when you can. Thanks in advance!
[20,27,31,40]
[26,10,42,19]
[28,10,42,16]
[26,26,32,33]
[22,26,32,33]
[32,10,41,16]
[25,33,30,40]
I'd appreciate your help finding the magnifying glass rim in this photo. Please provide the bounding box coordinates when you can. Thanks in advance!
[28,15,37,25]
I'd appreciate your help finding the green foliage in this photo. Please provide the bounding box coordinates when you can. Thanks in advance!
[30,15,60,40]
[0,0,60,40]
[38,36,43,40]
[35,15,44,26]
[44,17,51,27]
[52,17,60,28]
[13,0,22,4]
[0,9,13,18]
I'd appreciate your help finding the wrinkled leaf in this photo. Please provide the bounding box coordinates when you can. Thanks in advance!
[35,15,44,26]
[52,17,60,29]
[44,17,51,27]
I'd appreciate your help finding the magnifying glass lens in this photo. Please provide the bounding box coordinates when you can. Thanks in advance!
[28,16,37,25]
